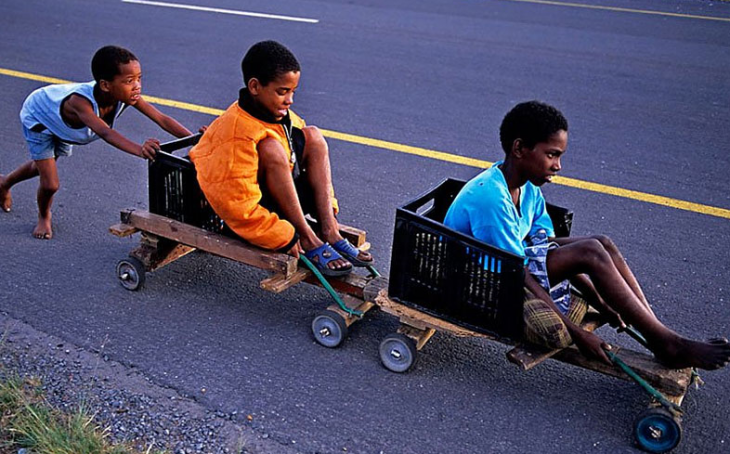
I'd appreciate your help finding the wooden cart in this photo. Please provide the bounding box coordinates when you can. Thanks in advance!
[110,135,696,454]
[310,276,696,454]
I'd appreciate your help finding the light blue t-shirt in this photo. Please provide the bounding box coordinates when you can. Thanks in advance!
[20,81,125,145]
[443,161,555,258]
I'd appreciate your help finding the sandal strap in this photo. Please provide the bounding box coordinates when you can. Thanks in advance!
[304,242,345,264]
[332,239,360,257]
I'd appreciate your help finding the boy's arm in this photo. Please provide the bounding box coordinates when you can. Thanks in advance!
[133,97,193,138]
[66,95,157,159]
[523,270,613,365]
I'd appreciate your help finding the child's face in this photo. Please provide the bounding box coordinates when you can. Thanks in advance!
[249,71,300,121]
[520,130,567,186]
[100,60,142,105]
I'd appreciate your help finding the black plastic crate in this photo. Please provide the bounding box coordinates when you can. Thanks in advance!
[148,134,225,234]
[388,178,573,341]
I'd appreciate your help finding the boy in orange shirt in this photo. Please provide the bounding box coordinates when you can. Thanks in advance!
[189,41,372,276]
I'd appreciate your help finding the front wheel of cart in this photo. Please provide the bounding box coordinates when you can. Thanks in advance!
[379,333,417,373]
[116,257,146,291]
[634,407,682,453]
[312,310,348,348]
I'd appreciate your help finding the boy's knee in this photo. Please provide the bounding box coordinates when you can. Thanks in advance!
[591,234,617,253]
[578,238,612,267]
[258,138,290,170]
[40,180,59,194]
[302,126,328,155]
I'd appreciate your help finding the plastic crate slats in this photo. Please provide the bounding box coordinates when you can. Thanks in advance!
[388,178,529,340]
[148,149,226,235]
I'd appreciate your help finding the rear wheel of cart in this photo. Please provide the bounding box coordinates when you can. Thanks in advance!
[379,333,417,373]
[312,310,348,348]
[116,257,146,291]
[633,407,682,453]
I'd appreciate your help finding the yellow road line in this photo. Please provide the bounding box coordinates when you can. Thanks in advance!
[0,68,71,85]
[320,128,730,219]
[2,67,730,220]
[503,0,730,23]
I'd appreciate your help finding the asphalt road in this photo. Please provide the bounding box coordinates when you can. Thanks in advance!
[1,0,729,453]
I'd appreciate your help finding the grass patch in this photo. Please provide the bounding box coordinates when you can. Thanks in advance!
[0,375,164,454]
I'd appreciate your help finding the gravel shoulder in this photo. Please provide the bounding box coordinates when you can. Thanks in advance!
[0,311,301,454]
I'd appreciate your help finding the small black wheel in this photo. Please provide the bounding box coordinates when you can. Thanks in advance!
[379,333,417,373]
[634,407,682,453]
[312,310,348,348]
[116,257,146,291]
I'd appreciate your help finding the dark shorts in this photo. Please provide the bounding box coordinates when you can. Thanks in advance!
[258,127,317,216]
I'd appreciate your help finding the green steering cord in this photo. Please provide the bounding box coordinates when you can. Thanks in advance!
[299,255,364,317]
[607,349,682,414]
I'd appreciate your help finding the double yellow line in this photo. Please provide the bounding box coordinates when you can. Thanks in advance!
[2,67,729,220]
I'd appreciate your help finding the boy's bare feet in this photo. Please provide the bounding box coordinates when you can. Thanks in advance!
[652,336,730,370]
[0,175,11,212]
[33,215,53,240]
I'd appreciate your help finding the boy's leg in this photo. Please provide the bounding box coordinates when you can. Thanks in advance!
[547,238,730,370]
[257,137,349,272]
[0,160,41,212]
[33,158,60,240]
[300,126,372,263]
[556,235,653,315]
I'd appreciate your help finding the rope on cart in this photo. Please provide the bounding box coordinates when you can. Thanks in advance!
[299,255,364,317]
[619,325,649,348]
[607,350,682,414]
[366,264,381,278]
[619,325,703,389]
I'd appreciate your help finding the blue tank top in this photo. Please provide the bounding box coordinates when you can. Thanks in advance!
[19,81,126,145]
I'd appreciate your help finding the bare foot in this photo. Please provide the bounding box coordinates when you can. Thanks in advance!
[0,175,11,212]
[653,336,730,370]
[32,216,53,240]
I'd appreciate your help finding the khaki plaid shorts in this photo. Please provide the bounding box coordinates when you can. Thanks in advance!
[523,289,588,349]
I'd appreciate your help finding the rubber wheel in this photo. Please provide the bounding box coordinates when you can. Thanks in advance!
[379,333,417,373]
[116,257,146,291]
[312,310,348,348]
[634,407,682,453]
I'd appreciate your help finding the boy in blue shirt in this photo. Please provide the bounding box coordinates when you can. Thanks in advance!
[0,45,195,239]
[445,100,730,370]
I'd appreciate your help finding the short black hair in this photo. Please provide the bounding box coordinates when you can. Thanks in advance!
[499,101,568,153]
[91,45,138,83]
[241,40,300,86]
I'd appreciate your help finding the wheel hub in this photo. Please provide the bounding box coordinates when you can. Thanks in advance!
[648,426,663,440]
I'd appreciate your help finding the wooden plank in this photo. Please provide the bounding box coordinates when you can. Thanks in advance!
[109,223,138,237]
[375,289,495,340]
[338,224,367,248]
[119,209,297,277]
[128,237,196,272]
[506,311,606,371]
[303,271,370,300]
[553,346,692,397]
[260,269,310,293]
[666,394,686,407]
[398,325,436,351]
[327,295,377,327]
[363,276,389,302]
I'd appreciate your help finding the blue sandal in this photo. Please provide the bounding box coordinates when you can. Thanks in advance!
[304,243,352,277]
[332,239,373,267]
